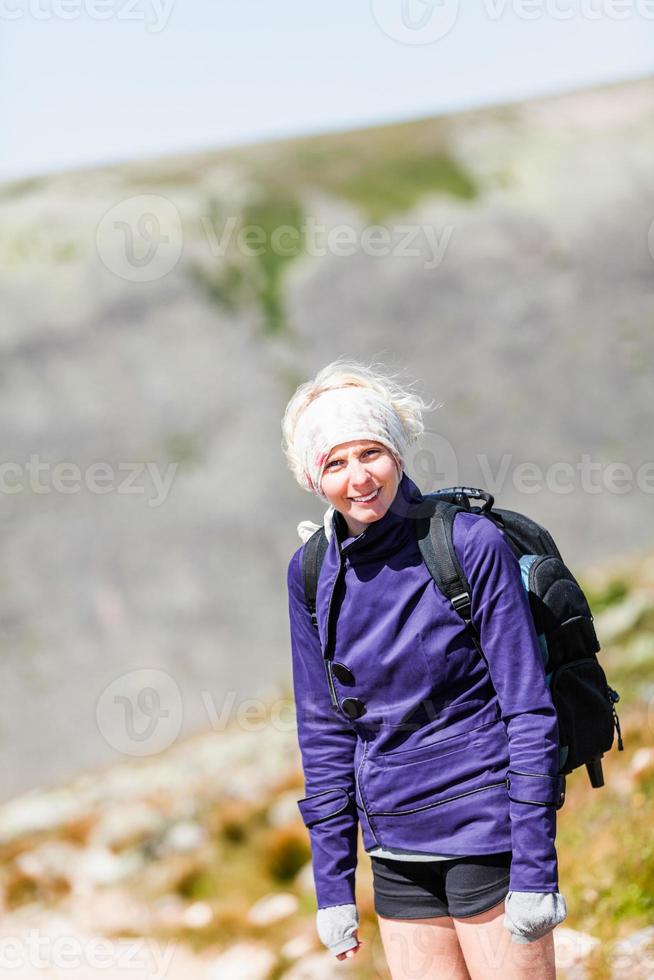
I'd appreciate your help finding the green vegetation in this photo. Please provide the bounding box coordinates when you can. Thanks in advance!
[0,177,44,200]
[161,430,206,469]
[188,116,479,332]
[241,118,479,221]
[557,730,654,976]
[585,577,629,614]
[242,193,304,335]
[190,191,304,336]
[330,150,477,222]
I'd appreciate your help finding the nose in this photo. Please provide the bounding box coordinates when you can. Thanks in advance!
[349,457,374,489]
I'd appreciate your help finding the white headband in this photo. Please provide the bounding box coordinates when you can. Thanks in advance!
[292,386,408,499]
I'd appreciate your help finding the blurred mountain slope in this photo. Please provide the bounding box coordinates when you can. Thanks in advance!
[0,75,653,798]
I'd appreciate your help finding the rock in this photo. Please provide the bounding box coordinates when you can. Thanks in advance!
[64,886,154,933]
[86,802,166,851]
[630,748,654,783]
[206,942,276,980]
[150,895,188,929]
[14,841,82,886]
[610,926,654,979]
[0,790,88,844]
[75,845,144,886]
[281,951,347,979]
[280,933,315,961]
[13,841,143,891]
[182,901,213,929]
[267,792,303,828]
[158,820,208,855]
[222,766,266,803]
[294,861,315,894]
[247,892,299,926]
[554,926,601,977]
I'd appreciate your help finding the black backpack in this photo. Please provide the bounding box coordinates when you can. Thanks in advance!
[302,485,624,809]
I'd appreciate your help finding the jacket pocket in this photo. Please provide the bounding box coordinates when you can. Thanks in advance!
[297,788,351,828]
[379,699,501,758]
[377,701,501,763]
[363,718,507,816]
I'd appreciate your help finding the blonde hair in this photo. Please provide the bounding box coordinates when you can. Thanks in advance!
[281,356,439,492]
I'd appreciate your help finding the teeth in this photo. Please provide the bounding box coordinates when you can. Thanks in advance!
[352,488,379,503]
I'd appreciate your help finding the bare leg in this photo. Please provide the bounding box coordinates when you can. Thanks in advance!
[452,900,556,980]
[376,913,472,980]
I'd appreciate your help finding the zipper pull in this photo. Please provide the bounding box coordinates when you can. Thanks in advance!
[323,659,339,711]
[607,687,624,752]
[613,706,624,751]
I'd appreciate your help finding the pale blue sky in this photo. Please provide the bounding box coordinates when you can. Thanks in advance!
[2,0,653,181]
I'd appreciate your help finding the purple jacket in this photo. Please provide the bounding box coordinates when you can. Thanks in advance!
[287,472,561,910]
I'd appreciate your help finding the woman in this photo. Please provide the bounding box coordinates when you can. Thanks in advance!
[281,358,567,979]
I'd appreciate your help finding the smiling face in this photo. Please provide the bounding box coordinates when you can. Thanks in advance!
[320,439,402,536]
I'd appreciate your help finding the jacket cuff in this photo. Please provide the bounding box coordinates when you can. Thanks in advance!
[508,798,559,892]
[506,771,561,806]
[298,789,359,908]
[297,788,351,827]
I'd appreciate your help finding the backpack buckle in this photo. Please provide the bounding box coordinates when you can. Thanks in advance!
[451,592,472,618]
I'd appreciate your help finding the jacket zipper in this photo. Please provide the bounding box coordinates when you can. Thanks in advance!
[323,660,338,709]
[355,740,380,846]
[322,551,346,711]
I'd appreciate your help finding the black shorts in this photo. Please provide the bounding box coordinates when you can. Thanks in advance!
[371,851,512,920]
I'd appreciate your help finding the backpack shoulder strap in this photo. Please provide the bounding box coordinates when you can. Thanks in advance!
[301,527,328,630]
[416,497,477,634]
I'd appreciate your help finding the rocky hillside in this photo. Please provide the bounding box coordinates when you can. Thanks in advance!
[1,76,653,798]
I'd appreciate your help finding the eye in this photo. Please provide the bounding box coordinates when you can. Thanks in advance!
[364,448,380,457]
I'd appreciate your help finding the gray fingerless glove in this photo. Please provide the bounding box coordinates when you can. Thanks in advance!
[503,890,567,944]
[316,904,359,956]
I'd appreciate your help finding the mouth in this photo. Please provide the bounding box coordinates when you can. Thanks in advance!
[349,487,381,504]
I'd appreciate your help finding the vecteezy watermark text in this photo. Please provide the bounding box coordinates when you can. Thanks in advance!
[93,194,455,282]
[0,931,178,978]
[94,667,654,760]
[0,0,175,31]
[201,213,454,271]
[0,455,178,507]
[408,431,654,497]
[370,0,654,45]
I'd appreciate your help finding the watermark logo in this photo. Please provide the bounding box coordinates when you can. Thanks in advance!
[370,0,461,44]
[407,428,460,492]
[96,194,183,282]
[96,668,183,756]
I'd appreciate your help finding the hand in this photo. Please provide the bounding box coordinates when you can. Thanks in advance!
[317,904,361,957]
[336,935,364,960]
[503,890,567,944]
